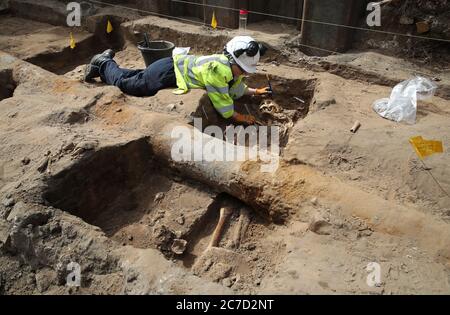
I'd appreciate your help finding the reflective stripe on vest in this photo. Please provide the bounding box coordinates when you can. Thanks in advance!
[216,104,234,115]
[176,55,202,87]
[176,55,230,89]
[229,79,247,100]
[205,85,229,95]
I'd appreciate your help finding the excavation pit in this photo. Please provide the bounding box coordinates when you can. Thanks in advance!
[193,76,316,147]
[24,36,117,75]
[40,139,279,291]
[0,15,124,75]
[41,139,225,254]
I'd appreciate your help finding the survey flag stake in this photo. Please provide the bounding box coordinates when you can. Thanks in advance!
[69,32,76,49]
[409,136,443,160]
[107,20,114,33]
[211,11,217,29]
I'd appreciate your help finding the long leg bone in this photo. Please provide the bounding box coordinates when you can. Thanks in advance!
[208,206,233,248]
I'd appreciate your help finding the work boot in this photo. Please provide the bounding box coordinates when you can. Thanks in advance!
[84,49,115,82]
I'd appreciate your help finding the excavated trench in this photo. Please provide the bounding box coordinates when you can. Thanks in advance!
[25,33,124,75]
[195,75,316,147]
[0,13,125,75]
[25,37,108,75]
[41,138,278,290]
[0,69,16,101]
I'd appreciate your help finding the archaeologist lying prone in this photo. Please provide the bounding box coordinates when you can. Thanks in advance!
[84,36,271,125]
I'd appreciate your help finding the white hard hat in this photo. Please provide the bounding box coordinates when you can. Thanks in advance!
[226,36,261,73]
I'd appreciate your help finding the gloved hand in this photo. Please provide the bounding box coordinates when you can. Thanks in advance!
[233,112,256,125]
[255,87,272,96]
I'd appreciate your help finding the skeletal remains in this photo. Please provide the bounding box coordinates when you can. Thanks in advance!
[191,202,252,273]
[259,100,294,139]
[208,204,251,249]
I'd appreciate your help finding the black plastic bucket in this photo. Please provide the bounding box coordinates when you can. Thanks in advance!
[138,40,175,67]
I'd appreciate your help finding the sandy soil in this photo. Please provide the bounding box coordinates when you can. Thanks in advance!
[0,9,450,295]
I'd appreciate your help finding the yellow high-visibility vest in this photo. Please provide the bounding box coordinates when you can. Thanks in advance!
[173,54,247,119]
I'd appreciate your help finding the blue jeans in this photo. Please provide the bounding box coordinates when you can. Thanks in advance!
[99,57,176,97]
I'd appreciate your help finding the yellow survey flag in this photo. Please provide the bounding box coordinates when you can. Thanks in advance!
[409,136,444,160]
[107,20,114,33]
[69,32,76,49]
[211,11,217,29]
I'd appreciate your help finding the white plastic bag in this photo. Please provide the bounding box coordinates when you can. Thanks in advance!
[373,76,437,124]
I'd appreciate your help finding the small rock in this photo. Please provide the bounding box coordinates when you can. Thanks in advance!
[310,197,318,205]
[154,192,165,203]
[166,104,177,112]
[2,197,15,208]
[116,108,122,113]
[21,157,31,165]
[37,157,49,173]
[309,215,332,235]
[222,278,233,287]
[128,235,134,241]
[171,239,188,255]
[176,216,185,225]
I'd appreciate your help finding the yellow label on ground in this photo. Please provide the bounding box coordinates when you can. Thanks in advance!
[409,136,444,160]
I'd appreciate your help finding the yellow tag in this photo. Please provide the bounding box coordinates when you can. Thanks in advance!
[211,11,217,29]
[107,20,114,33]
[69,32,76,49]
[409,136,444,160]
